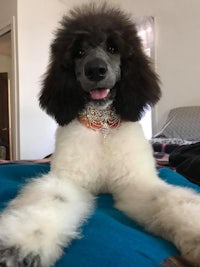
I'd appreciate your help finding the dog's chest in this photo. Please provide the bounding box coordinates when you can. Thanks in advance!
[51,120,148,193]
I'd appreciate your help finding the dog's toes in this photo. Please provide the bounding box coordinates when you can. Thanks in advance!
[0,247,41,267]
[21,254,41,267]
[0,246,18,266]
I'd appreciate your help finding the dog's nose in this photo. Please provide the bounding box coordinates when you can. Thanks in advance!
[84,59,107,81]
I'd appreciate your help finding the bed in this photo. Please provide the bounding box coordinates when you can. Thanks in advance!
[151,106,200,168]
[0,160,197,267]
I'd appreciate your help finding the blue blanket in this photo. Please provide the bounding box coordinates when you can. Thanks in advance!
[0,164,199,267]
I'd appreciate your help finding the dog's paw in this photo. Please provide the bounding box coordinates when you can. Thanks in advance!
[0,247,41,267]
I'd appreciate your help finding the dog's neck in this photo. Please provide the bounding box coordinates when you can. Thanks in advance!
[78,102,121,138]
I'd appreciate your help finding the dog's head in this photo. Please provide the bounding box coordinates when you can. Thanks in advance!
[39,3,161,126]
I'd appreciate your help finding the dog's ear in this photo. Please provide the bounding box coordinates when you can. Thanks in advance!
[39,43,85,126]
[114,40,161,122]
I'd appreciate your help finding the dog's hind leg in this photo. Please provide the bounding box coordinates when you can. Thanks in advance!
[0,172,94,267]
[114,178,200,266]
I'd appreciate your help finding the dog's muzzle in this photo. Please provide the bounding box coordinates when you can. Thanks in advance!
[75,47,121,101]
[84,58,108,82]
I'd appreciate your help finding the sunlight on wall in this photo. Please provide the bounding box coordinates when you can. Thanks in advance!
[140,110,152,139]
[136,16,155,139]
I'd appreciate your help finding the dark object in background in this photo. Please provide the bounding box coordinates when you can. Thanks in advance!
[169,142,200,185]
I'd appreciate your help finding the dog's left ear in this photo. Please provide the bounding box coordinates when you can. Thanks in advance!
[114,45,161,122]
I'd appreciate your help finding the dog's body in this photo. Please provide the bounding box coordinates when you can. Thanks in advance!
[0,3,200,267]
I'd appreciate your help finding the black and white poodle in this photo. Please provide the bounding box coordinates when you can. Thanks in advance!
[0,3,200,267]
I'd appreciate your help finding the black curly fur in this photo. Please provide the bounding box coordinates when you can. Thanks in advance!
[39,2,161,126]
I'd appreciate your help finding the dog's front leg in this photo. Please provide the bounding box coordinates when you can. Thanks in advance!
[0,172,94,267]
[114,179,200,266]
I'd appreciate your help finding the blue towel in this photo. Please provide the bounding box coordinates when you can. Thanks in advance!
[0,164,199,267]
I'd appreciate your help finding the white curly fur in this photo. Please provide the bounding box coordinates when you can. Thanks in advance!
[0,119,200,266]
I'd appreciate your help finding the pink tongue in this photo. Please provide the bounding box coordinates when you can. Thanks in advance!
[90,89,110,100]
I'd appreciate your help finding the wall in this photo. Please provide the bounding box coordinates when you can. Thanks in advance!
[0,0,17,28]
[17,0,66,159]
[155,0,200,131]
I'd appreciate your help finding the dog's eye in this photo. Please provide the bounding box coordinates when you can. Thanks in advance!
[107,45,118,54]
[76,49,86,58]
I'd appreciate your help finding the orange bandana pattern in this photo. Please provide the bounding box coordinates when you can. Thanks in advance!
[78,104,121,137]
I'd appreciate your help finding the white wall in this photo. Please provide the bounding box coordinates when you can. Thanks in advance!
[0,0,16,28]
[154,0,200,131]
[17,0,67,159]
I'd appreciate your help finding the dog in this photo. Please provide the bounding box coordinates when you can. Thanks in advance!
[0,2,200,267]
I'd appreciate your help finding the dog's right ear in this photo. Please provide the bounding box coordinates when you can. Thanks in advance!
[39,46,85,126]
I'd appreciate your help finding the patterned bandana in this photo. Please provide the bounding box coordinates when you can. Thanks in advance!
[78,103,121,138]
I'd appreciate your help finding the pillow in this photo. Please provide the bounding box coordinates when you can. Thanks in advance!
[154,106,200,141]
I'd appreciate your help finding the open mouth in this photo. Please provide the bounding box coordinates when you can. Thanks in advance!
[90,88,110,100]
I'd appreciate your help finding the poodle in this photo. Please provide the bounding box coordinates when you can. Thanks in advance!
[0,3,200,267]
